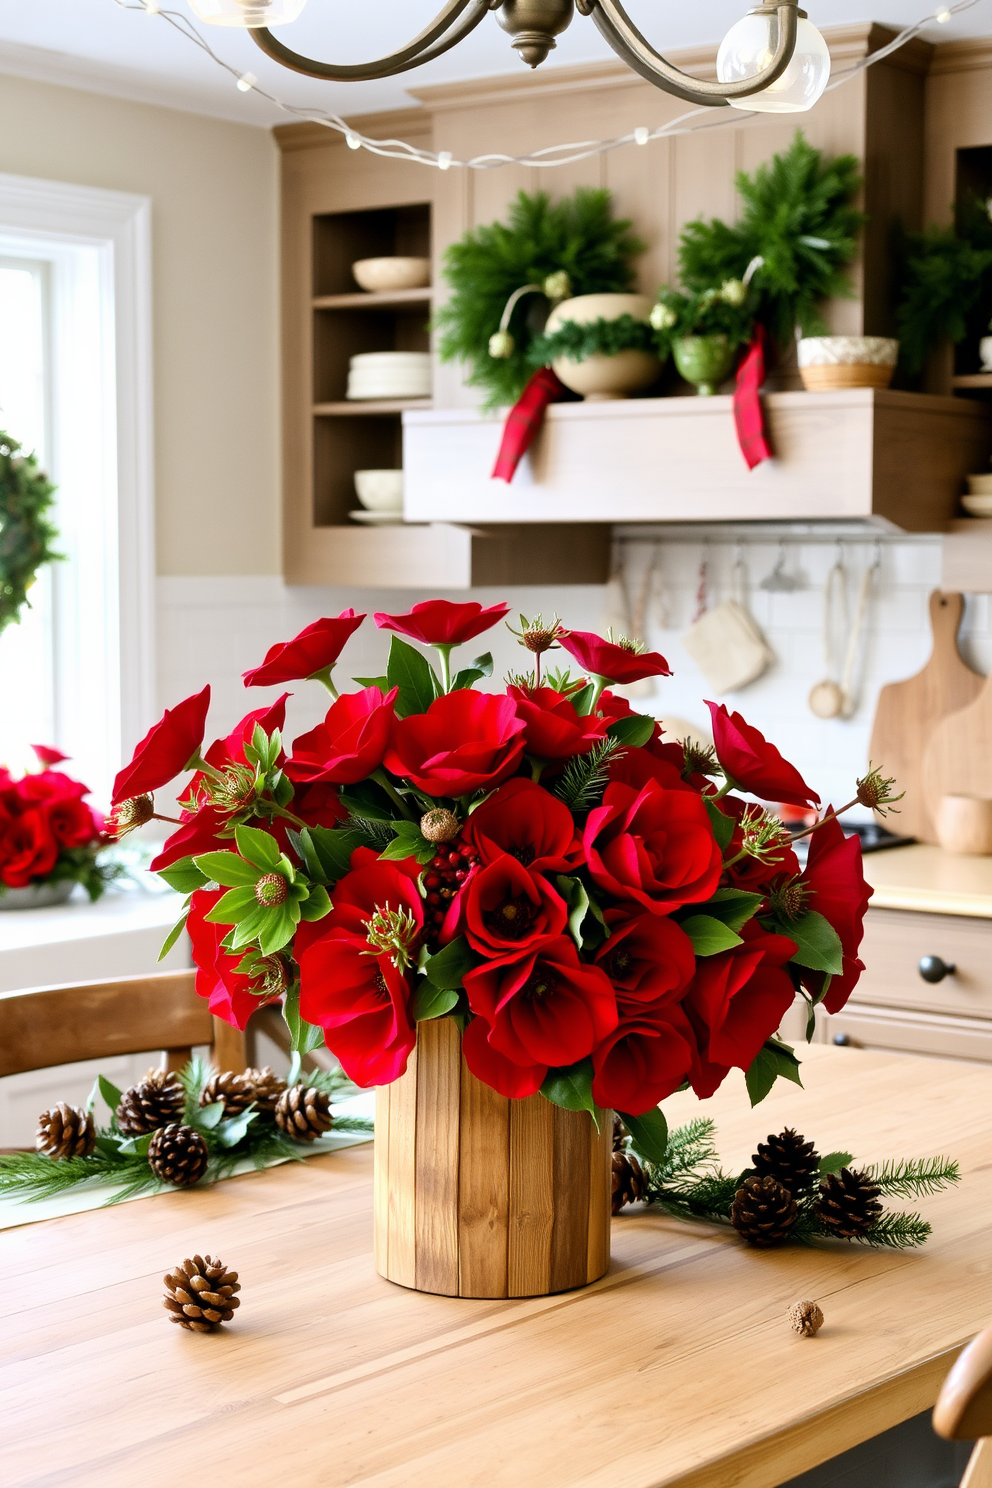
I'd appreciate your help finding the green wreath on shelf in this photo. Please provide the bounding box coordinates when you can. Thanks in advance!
[0,431,61,638]
[529,312,656,366]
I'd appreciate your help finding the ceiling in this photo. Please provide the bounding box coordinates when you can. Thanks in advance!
[0,0,988,128]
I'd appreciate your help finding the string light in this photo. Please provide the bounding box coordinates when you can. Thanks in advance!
[111,0,986,172]
[236,71,256,91]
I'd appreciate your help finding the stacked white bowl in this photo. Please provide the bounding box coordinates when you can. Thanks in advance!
[346,351,431,401]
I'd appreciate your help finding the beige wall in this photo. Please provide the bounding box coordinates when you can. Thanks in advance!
[0,73,279,575]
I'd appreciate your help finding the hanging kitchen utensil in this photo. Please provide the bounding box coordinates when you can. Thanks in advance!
[760,540,804,593]
[683,545,774,694]
[600,542,654,698]
[809,547,878,720]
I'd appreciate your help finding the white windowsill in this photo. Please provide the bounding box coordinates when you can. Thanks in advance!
[0,885,189,992]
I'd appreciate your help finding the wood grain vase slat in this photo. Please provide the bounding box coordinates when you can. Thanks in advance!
[374,1026,612,1298]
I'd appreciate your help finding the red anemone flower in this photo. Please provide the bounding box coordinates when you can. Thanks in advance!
[464,854,568,956]
[286,686,397,786]
[584,779,723,913]
[111,686,211,806]
[707,702,820,809]
[595,913,696,1013]
[384,689,525,797]
[558,629,671,685]
[187,888,272,1031]
[374,599,510,647]
[243,610,365,687]
[31,744,70,767]
[797,813,872,1014]
[591,1006,696,1115]
[508,684,609,760]
[683,922,798,1098]
[463,777,581,874]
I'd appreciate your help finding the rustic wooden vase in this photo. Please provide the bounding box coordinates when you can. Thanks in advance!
[374,1018,613,1299]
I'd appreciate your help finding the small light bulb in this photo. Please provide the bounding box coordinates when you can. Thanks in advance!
[634,126,650,146]
[346,133,361,150]
[717,12,831,113]
[934,6,952,20]
[144,0,160,12]
[236,71,257,91]
[189,0,307,26]
[437,151,453,171]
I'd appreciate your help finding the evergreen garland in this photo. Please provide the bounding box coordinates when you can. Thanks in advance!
[435,188,645,408]
[0,432,62,636]
[529,313,656,366]
[894,196,992,375]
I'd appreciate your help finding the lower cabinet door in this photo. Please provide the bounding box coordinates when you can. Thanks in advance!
[822,1002,992,1063]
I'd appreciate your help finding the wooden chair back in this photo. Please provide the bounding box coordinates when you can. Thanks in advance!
[934,1320,992,1488]
[0,970,246,1079]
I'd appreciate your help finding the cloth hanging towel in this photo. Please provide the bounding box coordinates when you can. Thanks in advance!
[733,324,773,471]
[491,366,567,483]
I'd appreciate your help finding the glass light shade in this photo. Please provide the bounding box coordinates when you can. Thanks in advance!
[188,0,306,26]
[717,13,830,112]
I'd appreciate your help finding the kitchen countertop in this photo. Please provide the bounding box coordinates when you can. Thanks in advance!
[865,842,992,918]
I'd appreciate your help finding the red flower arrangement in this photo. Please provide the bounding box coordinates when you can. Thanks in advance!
[121,600,892,1138]
[0,748,111,901]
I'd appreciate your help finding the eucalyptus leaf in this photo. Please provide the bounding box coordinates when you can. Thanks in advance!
[116,1132,155,1156]
[196,1100,226,1131]
[556,874,591,950]
[215,1107,258,1148]
[98,1075,123,1113]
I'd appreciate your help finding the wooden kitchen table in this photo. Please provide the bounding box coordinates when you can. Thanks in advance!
[4,1045,991,1488]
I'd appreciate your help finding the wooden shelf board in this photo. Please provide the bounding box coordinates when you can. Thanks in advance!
[314,399,433,417]
[953,373,992,388]
[312,288,433,310]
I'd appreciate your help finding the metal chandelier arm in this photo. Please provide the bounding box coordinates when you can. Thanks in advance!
[590,0,800,104]
[249,0,491,81]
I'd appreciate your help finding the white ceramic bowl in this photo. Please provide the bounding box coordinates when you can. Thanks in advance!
[544,293,660,400]
[347,351,432,400]
[352,257,431,293]
[962,493,992,517]
[354,469,404,512]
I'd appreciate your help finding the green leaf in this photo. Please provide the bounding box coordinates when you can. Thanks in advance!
[155,856,209,894]
[98,1075,123,1112]
[818,1150,853,1176]
[215,1107,258,1148]
[338,779,396,823]
[452,652,494,691]
[620,1106,669,1165]
[412,982,460,1021]
[785,910,844,975]
[541,1059,600,1125]
[257,904,299,955]
[570,681,596,716]
[387,634,437,716]
[380,820,436,866]
[298,884,332,922]
[204,884,259,924]
[422,936,475,990]
[704,887,764,932]
[284,985,325,1056]
[556,874,591,950]
[704,797,735,852]
[193,851,259,888]
[352,674,389,690]
[158,906,190,962]
[234,823,282,872]
[680,914,743,957]
[116,1132,155,1156]
[745,1039,804,1108]
[607,714,655,748]
[196,1101,226,1130]
[301,825,364,883]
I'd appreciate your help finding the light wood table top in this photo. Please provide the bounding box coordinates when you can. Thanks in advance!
[4,1045,991,1488]
[865,842,992,918]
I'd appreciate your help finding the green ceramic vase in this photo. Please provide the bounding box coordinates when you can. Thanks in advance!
[672,334,735,396]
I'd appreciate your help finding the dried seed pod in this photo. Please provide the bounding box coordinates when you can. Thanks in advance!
[789,1299,825,1337]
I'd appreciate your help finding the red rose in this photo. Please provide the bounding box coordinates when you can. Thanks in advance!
[291,780,346,830]
[595,912,695,1013]
[295,853,422,1086]
[464,777,581,874]
[464,935,617,1076]
[591,1006,696,1114]
[112,685,211,805]
[798,813,872,1014]
[46,797,101,849]
[462,1014,547,1100]
[384,689,525,797]
[464,853,568,956]
[374,599,510,647]
[17,770,87,804]
[584,780,723,914]
[558,629,671,685]
[707,702,820,809]
[507,684,609,761]
[31,744,69,767]
[242,610,365,687]
[286,686,397,786]
[187,888,269,1030]
[0,808,59,887]
[683,922,798,1098]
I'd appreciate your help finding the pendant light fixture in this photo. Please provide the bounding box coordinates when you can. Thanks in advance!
[186,0,831,111]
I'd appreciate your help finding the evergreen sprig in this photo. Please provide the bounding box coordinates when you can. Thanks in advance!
[860,1155,960,1199]
[554,736,624,813]
[529,313,656,367]
[894,204,992,374]
[0,430,62,636]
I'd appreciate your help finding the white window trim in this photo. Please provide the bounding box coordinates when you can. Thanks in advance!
[0,170,155,775]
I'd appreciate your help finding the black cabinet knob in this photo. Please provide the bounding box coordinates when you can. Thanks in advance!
[919,955,956,984]
[832,1033,852,1047]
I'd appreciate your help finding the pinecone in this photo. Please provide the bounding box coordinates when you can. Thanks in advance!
[148,1124,209,1187]
[612,1149,646,1214]
[200,1070,253,1116]
[163,1254,241,1332]
[36,1102,95,1159]
[275,1085,333,1142]
[814,1167,883,1239]
[242,1066,287,1114]
[789,1299,825,1337]
[752,1128,820,1199]
[730,1175,798,1247]
[612,1115,627,1151]
[116,1069,184,1135]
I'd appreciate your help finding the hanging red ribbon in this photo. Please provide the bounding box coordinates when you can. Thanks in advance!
[491,366,567,483]
[733,323,773,471]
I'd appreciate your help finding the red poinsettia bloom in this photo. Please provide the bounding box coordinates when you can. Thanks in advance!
[374,599,510,648]
[111,685,211,806]
[384,689,525,798]
[707,702,820,809]
[286,686,397,786]
[584,779,723,914]
[464,854,568,956]
[0,808,59,887]
[595,912,696,1013]
[507,684,609,761]
[187,888,270,1031]
[464,935,617,1076]
[683,922,798,1098]
[462,1014,547,1100]
[46,797,102,849]
[295,852,422,1086]
[463,777,581,874]
[591,1005,696,1114]
[797,813,872,1014]
[31,744,69,767]
[243,610,365,687]
[558,629,671,685]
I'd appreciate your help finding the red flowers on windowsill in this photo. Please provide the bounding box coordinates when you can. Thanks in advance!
[0,748,110,900]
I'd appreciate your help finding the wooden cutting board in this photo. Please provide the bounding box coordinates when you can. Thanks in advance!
[868,590,983,843]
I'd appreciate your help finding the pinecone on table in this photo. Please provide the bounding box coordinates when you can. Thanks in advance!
[200,1070,253,1116]
[730,1175,798,1247]
[814,1167,883,1239]
[163,1254,241,1332]
[36,1102,96,1159]
[148,1123,209,1188]
[752,1128,820,1199]
[612,1148,646,1214]
[275,1085,333,1142]
[242,1066,287,1114]
[116,1069,184,1135]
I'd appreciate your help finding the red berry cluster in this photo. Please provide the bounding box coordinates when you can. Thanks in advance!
[423,836,480,945]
